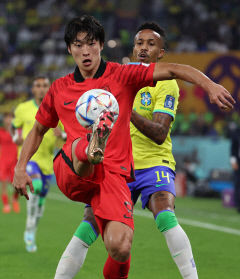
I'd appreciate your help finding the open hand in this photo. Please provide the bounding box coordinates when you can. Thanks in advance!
[13,168,34,200]
[207,82,235,111]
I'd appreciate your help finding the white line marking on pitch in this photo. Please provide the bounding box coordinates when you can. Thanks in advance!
[48,192,240,236]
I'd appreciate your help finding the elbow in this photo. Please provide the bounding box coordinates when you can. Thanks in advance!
[154,136,166,145]
[154,129,168,145]
[155,139,164,145]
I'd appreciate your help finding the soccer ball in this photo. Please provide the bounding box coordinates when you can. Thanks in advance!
[75,89,119,128]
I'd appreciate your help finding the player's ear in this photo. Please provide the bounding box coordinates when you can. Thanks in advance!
[158,49,165,59]
[67,46,72,55]
[100,43,104,51]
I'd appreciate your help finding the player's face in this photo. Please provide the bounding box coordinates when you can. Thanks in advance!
[68,32,103,78]
[133,29,165,64]
[3,115,12,128]
[32,78,50,102]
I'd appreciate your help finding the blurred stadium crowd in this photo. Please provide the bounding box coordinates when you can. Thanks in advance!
[0,0,239,135]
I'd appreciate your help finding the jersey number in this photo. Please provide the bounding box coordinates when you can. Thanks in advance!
[155,171,170,183]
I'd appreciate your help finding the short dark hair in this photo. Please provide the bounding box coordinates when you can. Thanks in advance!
[3,112,14,118]
[32,76,50,83]
[64,15,105,47]
[136,22,166,48]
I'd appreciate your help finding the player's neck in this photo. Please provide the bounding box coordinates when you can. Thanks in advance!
[34,98,41,107]
[78,60,101,80]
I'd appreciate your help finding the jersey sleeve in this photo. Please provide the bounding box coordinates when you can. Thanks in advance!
[116,63,155,92]
[12,104,24,128]
[35,85,59,128]
[153,80,179,120]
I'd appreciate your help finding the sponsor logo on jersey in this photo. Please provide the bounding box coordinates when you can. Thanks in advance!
[164,95,175,110]
[141,92,151,106]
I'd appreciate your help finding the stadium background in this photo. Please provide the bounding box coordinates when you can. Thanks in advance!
[1,0,240,278]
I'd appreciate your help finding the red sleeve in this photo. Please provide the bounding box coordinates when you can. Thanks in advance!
[115,63,155,91]
[35,85,59,128]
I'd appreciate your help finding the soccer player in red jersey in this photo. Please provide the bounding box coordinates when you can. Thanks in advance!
[13,15,234,278]
[0,112,19,213]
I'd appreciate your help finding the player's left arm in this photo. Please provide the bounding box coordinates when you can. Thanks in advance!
[153,62,235,111]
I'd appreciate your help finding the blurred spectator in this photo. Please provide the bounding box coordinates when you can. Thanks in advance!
[0,0,239,136]
[230,126,240,213]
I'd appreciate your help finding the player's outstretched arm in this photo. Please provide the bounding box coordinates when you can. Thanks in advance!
[153,62,235,111]
[13,121,49,200]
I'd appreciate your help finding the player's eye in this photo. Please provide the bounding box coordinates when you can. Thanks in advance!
[73,41,82,47]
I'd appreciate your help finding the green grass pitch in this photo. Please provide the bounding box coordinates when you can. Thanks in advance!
[1,185,240,278]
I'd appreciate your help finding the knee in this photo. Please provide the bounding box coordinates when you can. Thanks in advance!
[105,226,133,262]
[109,238,132,262]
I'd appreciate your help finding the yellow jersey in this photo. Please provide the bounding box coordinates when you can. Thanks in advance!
[12,99,57,175]
[130,80,179,171]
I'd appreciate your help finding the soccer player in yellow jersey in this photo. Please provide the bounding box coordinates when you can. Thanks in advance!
[12,76,64,252]
[54,22,198,279]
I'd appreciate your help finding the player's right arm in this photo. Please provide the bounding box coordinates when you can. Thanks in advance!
[13,120,49,200]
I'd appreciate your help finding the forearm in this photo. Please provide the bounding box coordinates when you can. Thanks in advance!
[131,111,168,145]
[154,62,212,90]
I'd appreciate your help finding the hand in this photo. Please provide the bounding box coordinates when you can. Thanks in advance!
[54,127,62,138]
[15,137,24,145]
[231,162,239,171]
[206,81,235,111]
[13,167,34,200]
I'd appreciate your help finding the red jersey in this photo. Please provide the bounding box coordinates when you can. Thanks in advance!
[36,60,155,178]
[0,128,18,163]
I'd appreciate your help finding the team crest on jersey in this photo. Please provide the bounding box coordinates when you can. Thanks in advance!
[141,92,151,106]
[164,95,175,110]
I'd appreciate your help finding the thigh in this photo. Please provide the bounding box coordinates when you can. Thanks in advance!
[138,166,176,209]
[53,147,104,204]
[91,171,134,236]
[148,191,175,217]
[40,174,53,197]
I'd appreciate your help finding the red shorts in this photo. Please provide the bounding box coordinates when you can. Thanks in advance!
[53,145,134,235]
[0,160,16,182]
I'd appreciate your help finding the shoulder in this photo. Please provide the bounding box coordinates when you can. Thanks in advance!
[155,80,179,96]
[15,100,33,111]
[156,79,179,88]
[51,73,74,91]
[105,61,121,72]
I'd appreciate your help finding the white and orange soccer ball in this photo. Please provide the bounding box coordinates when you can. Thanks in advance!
[75,89,119,128]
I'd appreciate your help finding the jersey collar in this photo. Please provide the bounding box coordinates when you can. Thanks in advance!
[74,58,106,82]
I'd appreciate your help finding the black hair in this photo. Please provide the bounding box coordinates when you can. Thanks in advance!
[32,76,50,83]
[64,15,105,47]
[136,22,166,49]
[3,112,14,118]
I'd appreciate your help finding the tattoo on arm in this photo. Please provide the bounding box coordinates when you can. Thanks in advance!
[131,111,172,145]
